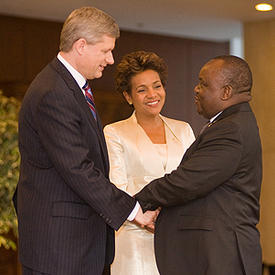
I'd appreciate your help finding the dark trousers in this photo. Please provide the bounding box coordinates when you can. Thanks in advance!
[269,265,275,275]
[22,266,49,275]
[102,265,110,275]
[263,264,275,275]
[22,265,111,275]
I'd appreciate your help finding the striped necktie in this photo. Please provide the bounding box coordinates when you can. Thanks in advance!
[83,81,97,120]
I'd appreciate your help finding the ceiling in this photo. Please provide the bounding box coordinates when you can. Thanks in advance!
[0,0,275,41]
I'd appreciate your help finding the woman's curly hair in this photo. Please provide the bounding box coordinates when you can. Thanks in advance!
[115,51,168,95]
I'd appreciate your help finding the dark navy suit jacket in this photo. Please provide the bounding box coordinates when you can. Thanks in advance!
[14,58,136,275]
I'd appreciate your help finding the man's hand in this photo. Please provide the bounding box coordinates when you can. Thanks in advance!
[133,207,159,232]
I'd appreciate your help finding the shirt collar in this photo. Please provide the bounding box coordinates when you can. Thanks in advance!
[210,111,222,123]
[57,53,86,90]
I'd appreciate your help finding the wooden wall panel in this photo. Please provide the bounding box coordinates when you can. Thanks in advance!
[244,18,275,266]
[0,16,25,82]
[0,15,61,98]
[93,30,229,133]
[24,19,61,82]
[0,14,229,134]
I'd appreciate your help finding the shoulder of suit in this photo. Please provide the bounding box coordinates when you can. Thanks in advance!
[160,115,195,143]
[103,114,135,133]
[161,115,192,129]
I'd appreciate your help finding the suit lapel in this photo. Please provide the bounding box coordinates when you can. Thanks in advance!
[95,116,110,172]
[129,113,165,175]
[212,102,251,124]
[130,113,190,175]
[161,116,185,173]
[182,102,252,161]
[50,58,109,171]
[73,87,109,167]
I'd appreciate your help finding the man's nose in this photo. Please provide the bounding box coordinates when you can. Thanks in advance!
[106,52,114,65]
[194,84,200,93]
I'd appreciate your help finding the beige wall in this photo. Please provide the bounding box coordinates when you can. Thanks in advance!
[245,19,275,264]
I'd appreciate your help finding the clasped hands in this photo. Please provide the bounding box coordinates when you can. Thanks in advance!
[133,207,160,233]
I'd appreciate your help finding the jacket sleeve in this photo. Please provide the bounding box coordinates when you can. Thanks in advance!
[35,89,135,230]
[135,120,242,210]
[104,125,129,193]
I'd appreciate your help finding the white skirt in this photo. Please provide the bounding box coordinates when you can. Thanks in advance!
[111,221,159,275]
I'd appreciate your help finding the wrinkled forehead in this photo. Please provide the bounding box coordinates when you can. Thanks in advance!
[199,60,228,87]
[204,59,224,72]
[200,59,225,78]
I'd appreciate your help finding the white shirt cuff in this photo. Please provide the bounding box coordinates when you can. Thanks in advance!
[127,201,140,221]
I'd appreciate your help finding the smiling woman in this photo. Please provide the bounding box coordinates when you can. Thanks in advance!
[123,69,166,142]
[103,51,195,275]
[114,51,169,144]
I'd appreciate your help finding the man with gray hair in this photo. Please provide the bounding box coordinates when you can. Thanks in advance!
[14,6,156,275]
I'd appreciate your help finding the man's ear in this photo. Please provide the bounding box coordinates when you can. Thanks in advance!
[73,38,86,55]
[123,91,133,105]
[221,85,233,101]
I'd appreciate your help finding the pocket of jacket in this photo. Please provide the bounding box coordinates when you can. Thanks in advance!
[178,215,213,231]
[52,201,92,220]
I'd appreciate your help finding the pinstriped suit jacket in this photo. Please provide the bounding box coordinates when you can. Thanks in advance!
[14,58,136,275]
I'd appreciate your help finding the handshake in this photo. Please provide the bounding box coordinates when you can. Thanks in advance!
[133,206,160,233]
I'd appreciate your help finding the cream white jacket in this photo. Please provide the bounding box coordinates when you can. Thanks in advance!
[104,112,195,196]
[104,112,195,275]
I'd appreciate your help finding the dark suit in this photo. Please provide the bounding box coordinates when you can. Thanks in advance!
[14,58,136,275]
[136,102,262,275]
